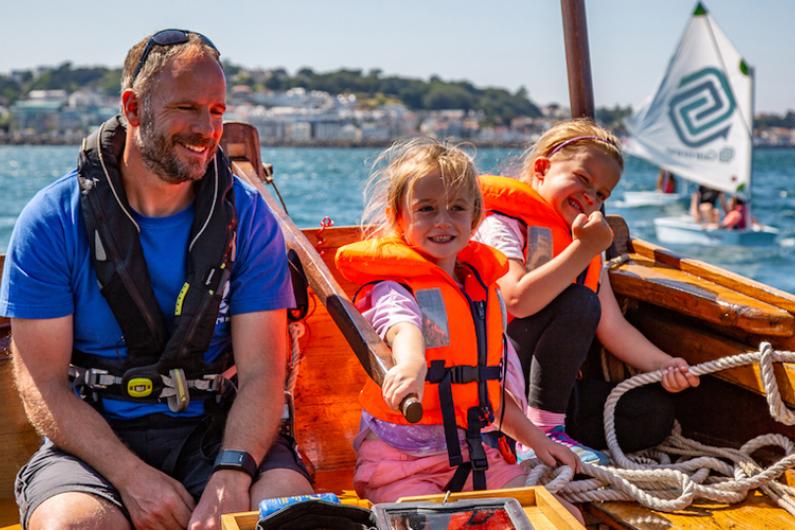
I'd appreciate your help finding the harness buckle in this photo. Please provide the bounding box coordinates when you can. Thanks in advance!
[86,368,114,388]
[165,368,190,412]
[70,366,117,389]
[450,365,478,384]
[469,441,489,472]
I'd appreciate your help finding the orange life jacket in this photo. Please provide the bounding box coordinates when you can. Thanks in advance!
[336,237,509,491]
[479,174,602,292]
[335,237,507,429]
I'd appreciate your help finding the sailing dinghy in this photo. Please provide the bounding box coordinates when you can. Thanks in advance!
[624,2,778,246]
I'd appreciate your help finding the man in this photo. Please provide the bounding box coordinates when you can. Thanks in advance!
[0,29,312,529]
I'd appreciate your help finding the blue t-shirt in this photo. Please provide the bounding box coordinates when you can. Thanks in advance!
[0,170,294,419]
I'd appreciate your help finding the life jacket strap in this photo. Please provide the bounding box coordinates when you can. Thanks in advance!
[427,360,491,492]
[69,364,229,412]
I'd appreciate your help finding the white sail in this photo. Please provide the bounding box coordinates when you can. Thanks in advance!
[624,2,752,195]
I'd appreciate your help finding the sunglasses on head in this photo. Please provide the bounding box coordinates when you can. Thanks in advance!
[130,28,219,85]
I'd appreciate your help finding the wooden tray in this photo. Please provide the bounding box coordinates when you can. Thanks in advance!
[220,486,584,530]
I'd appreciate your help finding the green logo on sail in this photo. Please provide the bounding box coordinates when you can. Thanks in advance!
[668,67,736,148]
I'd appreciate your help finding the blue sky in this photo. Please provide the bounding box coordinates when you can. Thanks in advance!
[3,0,793,113]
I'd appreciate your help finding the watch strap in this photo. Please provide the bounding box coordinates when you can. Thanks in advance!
[213,449,258,479]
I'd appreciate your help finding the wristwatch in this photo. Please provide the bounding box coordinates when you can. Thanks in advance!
[213,449,259,479]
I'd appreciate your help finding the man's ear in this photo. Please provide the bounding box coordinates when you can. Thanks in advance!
[533,157,551,181]
[121,89,142,127]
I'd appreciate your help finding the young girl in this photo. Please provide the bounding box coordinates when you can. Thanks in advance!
[335,138,580,505]
[475,119,700,465]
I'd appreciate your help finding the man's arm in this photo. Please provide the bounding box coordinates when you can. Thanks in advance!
[12,316,195,529]
[189,308,288,528]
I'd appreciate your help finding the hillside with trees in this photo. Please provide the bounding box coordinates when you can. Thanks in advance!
[0,62,540,125]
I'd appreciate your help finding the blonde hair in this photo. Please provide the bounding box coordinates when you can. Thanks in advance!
[521,118,624,180]
[361,137,482,239]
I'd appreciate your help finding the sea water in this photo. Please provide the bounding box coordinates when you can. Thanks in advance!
[1,145,793,293]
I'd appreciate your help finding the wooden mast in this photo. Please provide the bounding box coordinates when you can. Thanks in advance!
[560,0,595,119]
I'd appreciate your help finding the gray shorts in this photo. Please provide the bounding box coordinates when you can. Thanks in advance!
[14,415,310,528]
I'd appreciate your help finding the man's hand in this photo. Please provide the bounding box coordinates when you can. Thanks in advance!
[188,470,252,530]
[381,359,427,410]
[658,357,700,393]
[118,466,195,530]
[572,211,613,255]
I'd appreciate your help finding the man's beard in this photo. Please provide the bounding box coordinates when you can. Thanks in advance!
[136,105,217,184]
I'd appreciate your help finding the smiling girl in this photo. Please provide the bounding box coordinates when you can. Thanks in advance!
[335,138,580,506]
[476,119,700,465]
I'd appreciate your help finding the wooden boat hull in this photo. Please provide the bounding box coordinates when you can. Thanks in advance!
[2,222,795,528]
[654,215,779,246]
[1,132,794,529]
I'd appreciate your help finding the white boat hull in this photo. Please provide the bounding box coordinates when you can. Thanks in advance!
[653,216,778,246]
[620,191,685,208]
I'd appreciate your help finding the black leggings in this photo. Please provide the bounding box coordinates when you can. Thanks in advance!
[507,284,675,451]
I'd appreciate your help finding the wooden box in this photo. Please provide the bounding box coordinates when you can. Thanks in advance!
[220,486,584,530]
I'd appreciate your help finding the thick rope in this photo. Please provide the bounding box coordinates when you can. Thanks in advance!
[525,342,795,515]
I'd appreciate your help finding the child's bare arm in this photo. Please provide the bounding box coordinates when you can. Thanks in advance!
[595,272,700,392]
[381,321,427,410]
[498,212,613,318]
[498,398,581,472]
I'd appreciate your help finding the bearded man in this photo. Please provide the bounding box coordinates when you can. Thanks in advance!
[1,29,312,530]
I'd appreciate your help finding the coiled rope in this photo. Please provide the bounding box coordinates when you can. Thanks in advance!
[525,342,795,515]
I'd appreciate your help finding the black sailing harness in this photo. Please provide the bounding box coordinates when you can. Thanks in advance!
[425,263,503,493]
[69,116,238,413]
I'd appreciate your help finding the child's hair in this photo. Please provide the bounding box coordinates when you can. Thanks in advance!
[521,118,624,180]
[361,137,483,238]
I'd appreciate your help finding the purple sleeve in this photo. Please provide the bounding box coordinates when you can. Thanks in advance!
[361,281,423,339]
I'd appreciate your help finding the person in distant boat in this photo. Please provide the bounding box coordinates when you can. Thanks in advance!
[0,29,311,530]
[475,119,700,466]
[691,184,727,224]
[335,138,582,516]
[721,195,756,230]
[656,169,677,194]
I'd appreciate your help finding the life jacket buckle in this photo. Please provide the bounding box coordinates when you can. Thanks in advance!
[164,368,190,412]
[469,442,489,472]
[69,366,118,390]
[450,365,478,384]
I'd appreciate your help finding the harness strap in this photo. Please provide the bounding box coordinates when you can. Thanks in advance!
[465,406,488,490]
[69,364,231,407]
[428,360,463,468]
[427,360,500,492]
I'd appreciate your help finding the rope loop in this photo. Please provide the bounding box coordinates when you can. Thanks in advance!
[524,342,795,515]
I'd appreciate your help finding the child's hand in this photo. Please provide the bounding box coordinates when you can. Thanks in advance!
[528,430,581,473]
[659,357,700,393]
[571,211,614,254]
[381,359,427,411]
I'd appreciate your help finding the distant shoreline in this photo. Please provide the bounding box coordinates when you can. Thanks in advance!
[0,138,529,149]
[2,139,794,150]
